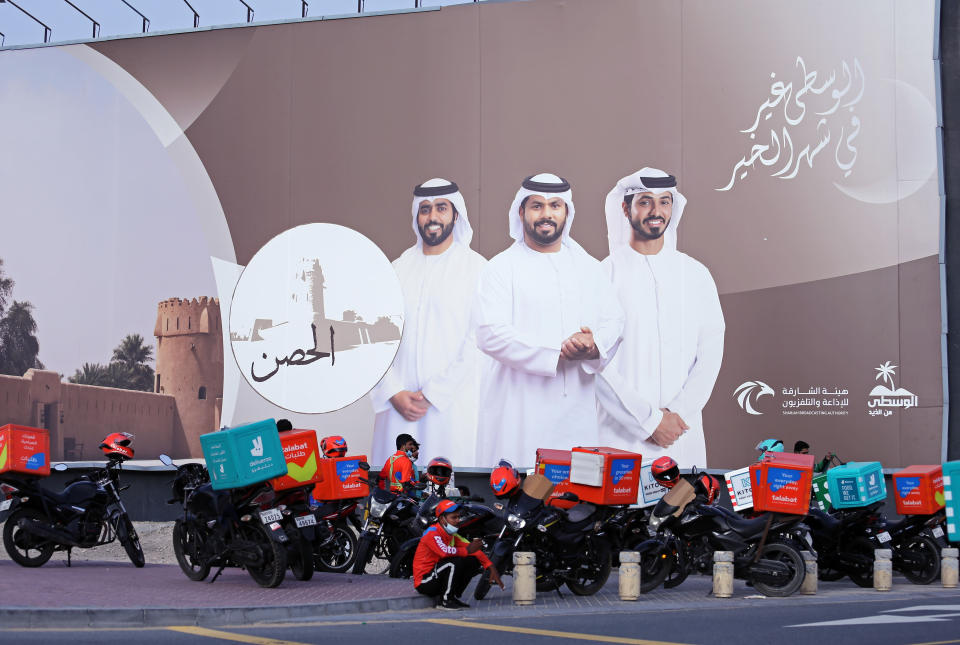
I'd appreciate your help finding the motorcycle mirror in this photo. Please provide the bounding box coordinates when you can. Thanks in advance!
[53,463,68,472]
[158,454,174,467]
[358,461,370,471]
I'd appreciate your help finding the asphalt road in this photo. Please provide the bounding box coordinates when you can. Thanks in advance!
[3,596,960,645]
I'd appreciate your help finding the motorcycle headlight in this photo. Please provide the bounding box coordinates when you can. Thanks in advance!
[649,514,664,529]
[418,515,430,528]
[507,513,526,531]
[369,498,390,519]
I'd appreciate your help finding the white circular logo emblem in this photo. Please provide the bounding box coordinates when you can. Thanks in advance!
[229,223,403,413]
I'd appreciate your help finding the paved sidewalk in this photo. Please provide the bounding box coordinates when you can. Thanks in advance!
[1,559,958,628]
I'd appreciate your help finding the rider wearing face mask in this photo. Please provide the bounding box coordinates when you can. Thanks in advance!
[379,433,420,494]
[413,499,503,609]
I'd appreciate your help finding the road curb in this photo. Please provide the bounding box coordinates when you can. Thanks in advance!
[0,594,435,628]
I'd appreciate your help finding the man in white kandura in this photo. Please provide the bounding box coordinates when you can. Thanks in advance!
[370,178,487,467]
[474,173,624,467]
[596,168,725,468]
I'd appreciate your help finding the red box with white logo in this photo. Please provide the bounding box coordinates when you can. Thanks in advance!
[270,429,322,491]
[893,465,944,515]
[313,454,369,501]
[752,452,814,515]
[535,448,575,509]
[0,424,50,477]
[565,446,642,506]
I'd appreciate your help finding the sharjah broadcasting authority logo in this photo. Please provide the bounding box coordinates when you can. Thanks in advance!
[733,380,774,415]
[229,223,404,414]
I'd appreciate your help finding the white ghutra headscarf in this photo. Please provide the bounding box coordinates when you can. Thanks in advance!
[411,178,473,249]
[604,167,687,254]
[506,173,582,251]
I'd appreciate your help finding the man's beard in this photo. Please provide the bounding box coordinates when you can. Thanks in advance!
[419,219,455,246]
[524,217,565,246]
[630,215,668,241]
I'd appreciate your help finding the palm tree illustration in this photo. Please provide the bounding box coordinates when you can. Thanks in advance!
[873,361,897,394]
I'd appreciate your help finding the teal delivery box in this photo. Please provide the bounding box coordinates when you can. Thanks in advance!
[826,461,886,509]
[200,419,288,491]
[944,460,960,542]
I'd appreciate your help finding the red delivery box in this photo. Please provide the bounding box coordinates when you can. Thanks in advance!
[752,452,814,515]
[0,424,50,477]
[270,429,323,491]
[567,447,642,505]
[535,448,575,509]
[313,455,369,501]
[893,465,945,515]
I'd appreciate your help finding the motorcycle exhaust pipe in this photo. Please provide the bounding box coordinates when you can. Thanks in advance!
[19,518,80,547]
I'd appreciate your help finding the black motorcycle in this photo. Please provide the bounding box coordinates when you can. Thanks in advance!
[387,487,498,579]
[159,454,289,588]
[270,483,320,581]
[1,456,144,568]
[638,480,810,597]
[808,502,941,587]
[311,497,361,573]
[351,473,424,575]
[473,488,613,600]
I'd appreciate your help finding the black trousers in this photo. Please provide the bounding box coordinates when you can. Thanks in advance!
[415,557,482,601]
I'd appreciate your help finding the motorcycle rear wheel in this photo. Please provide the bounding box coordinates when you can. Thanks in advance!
[474,552,506,600]
[172,518,211,581]
[388,544,415,579]
[847,539,876,588]
[316,523,357,573]
[897,535,940,585]
[2,508,55,567]
[239,523,287,588]
[288,529,314,581]
[566,540,613,596]
[117,515,145,568]
[750,542,805,597]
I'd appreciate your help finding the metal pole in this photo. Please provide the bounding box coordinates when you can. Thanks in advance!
[358,0,363,13]
[182,0,199,28]
[302,1,308,18]
[119,0,149,33]
[0,30,5,47]
[237,0,254,22]
[62,0,99,38]
[4,0,52,43]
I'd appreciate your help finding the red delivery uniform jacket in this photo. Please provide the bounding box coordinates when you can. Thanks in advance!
[413,525,492,587]
[380,451,415,493]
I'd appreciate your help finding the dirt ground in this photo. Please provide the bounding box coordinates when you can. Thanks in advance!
[0,521,179,566]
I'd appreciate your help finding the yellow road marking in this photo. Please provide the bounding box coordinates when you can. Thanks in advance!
[424,618,690,645]
[166,625,312,645]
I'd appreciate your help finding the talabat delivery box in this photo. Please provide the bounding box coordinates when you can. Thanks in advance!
[313,455,369,500]
[751,452,814,515]
[0,424,50,476]
[200,419,287,490]
[536,448,575,508]
[270,428,322,491]
[893,465,944,515]
[567,447,641,505]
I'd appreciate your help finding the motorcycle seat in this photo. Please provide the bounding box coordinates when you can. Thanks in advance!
[564,503,596,524]
[725,513,773,538]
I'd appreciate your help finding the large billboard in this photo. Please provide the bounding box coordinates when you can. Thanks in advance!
[0,0,942,470]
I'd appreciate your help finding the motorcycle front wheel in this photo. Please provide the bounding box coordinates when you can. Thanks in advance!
[2,508,55,567]
[897,535,941,585]
[239,523,287,588]
[117,515,145,568]
[172,518,211,581]
[316,523,357,573]
[750,542,805,597]
[352,532,376,575]
[566,539,612,596]
[639,545,675,593]
[474,551,507,600]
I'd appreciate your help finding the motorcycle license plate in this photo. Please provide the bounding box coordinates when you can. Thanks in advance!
[295,514,317,528]
[932,526,944,538]
[260,508,283,524]
[0,499,11,512]
[877,531,892,543]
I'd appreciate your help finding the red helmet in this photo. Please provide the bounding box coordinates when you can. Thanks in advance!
[651,456,680,488]
[99,432,134,461]
[320,435,348,458]
[426,456,453,486]
[434,499,461,518]
[695,472,721,505]
[490,460,520,498]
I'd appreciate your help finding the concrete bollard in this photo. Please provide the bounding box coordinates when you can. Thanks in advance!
[801,551,818,595]
[874,549,892,591]
[942,547,959,589]
[513,551,536,605]
[619,551,641,601]
[713,551,734,598]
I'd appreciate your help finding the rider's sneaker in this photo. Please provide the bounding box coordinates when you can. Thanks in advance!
[436,598,462,611]
[449,597,470,608]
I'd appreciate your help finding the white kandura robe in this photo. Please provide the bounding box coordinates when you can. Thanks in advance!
[370,242,487,467]
[596,246,724,468]
[474,243,624,468]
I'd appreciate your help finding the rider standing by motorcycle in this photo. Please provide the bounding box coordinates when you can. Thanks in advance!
[414,499,502,610]
[380,434,420,495]
[793,441,836,474]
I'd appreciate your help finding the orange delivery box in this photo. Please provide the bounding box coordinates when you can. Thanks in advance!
[893,465,945,515]
[313,455,369,501]
[535,448,575,509]
[566,446,642,506]
[0,424,51,477]
[270,428,323,491]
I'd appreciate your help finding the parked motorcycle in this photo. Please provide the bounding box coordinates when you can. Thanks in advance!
[269,483,319,581]
[351,472,424,575]
[637,478,811,597]
[311,497,361,573]
[1,433,144,568]
[159,454,289,588]
[473,487,613,600]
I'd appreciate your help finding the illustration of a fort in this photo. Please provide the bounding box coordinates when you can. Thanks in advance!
[0,297,223,460]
